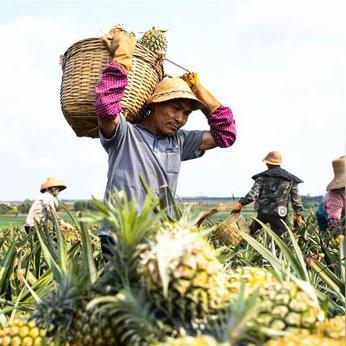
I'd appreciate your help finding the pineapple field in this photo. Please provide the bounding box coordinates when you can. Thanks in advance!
[0,191,344,346]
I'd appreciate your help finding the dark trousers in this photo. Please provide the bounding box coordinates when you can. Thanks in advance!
[24,225,33,234]
[99,234,115,261]
[250,213,288,236]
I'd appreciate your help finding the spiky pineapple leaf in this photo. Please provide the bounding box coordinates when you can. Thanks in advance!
[34,226,63,284]
[0,238,17,294]
[87,287,168,345]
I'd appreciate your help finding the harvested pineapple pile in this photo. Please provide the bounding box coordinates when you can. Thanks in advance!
[0,194,344,346]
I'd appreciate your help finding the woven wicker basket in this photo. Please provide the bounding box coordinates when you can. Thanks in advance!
[214,214,250,246]
[60,37,164,138]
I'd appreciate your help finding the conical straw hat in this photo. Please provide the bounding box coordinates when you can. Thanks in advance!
[326,155,345,191]
[40,177,67,193]
[148,77,206,110]
[263,151,282,165]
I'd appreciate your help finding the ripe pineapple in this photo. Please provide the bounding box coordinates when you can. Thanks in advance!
[69,308,117,346]
[139,27,167,56]
[226,266,324,333]
[140,223,230,327]
[264,334,344,346]
[32,273,117,345]
[0,319,53,346]
[314,315,345,340]
[226,266,278,292]
[160,335,220,346]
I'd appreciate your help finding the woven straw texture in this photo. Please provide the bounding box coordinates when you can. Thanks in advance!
[60,37,164,138]
[213,214,250,246]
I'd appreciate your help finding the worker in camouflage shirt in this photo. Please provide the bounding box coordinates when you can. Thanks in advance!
[232,151,304,236]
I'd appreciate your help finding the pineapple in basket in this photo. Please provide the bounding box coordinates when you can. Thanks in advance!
[139,27,168,56]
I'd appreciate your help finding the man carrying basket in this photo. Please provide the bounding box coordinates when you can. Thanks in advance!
[95,28,237,256]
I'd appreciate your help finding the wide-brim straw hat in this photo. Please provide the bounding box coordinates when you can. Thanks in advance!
[40,177,67,193]
[147,77,206,110]
[263,151,283,166]
[326,155,345,191]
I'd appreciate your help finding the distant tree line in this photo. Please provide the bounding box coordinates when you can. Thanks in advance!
[0,195,323,215]
[73,200,98,212]
[0,200,32,215]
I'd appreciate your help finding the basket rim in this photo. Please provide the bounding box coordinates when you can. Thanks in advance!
[61,37,164,71]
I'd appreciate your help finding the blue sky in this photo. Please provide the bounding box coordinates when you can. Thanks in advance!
[0,0,345,200]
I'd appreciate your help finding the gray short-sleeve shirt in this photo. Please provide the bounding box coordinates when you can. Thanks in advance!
[100,113,205,208]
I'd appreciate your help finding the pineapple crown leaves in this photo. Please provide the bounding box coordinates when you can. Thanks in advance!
[87,287,168,345]
[91,190,162,253]
[224,286,265,345]
[239,219,311,282]
[89,190,164,291]
[237,222,334,315]
[32,262,89,337]
[200,285,265,345]
[139,175,182,222]
[33,211,97,288]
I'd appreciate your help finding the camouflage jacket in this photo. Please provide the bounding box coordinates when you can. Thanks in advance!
[239,167,304,217]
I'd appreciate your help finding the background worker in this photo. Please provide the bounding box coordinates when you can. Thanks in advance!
[95,27,237,256]
[231,151,304,236]
[319,155,345,231]
[24,177,66,233]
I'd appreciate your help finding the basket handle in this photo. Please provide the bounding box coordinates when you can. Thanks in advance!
[164,57,190,73]
[196,201,234,227]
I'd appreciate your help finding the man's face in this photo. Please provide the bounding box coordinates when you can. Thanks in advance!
[151,99,195,136]
[50,187,60,197]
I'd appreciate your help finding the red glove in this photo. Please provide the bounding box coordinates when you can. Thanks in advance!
[231,202,243,214]
[294,214,304,228]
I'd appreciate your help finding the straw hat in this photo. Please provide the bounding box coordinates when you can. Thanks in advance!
[326,155,345,191]
[263,151,283,166]
[40,177,67,193]
[147,77,206,110]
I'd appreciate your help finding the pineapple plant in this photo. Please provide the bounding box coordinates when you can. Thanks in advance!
[159,336,220,346]
[0,319,53,346]
[66,193,173,346]
[226,266,324,333]
[30,211,112,345]
[68,308,117,346]
[139,27,168,56]
[139,222,231,330]
[314,315,345,340]
[264,334,344,346]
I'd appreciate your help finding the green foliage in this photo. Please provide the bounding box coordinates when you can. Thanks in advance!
[17,199,32,214]
[73,200,98,212]
[0,203,18,216]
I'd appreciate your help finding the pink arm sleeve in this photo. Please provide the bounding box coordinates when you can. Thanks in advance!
[324,192,345,225]
[95,62,128,120]
[207,105,237,148]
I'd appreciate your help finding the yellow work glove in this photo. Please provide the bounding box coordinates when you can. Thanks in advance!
[102,26,137,72]
[231,202,243,214]
[180,72,221,116]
